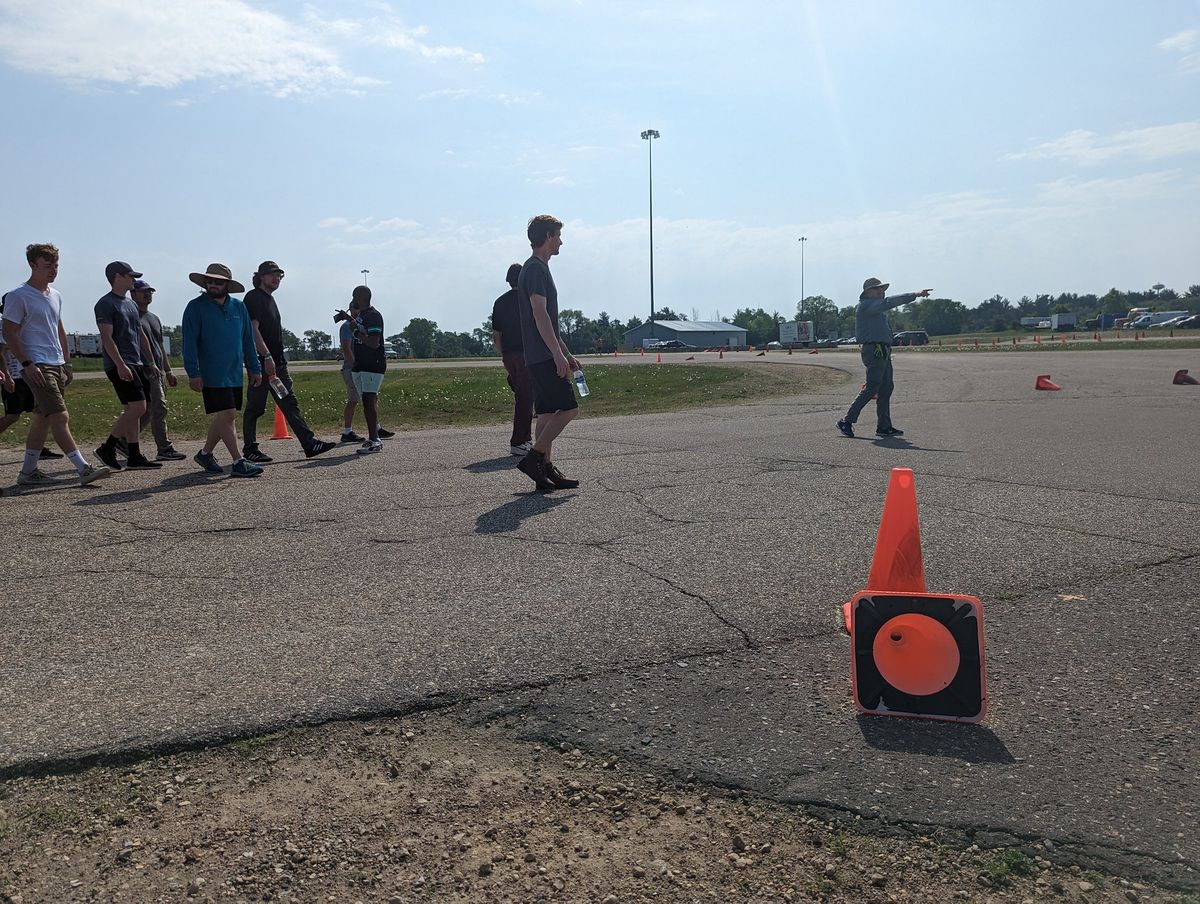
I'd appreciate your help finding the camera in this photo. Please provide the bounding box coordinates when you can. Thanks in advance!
[333,309,349,323]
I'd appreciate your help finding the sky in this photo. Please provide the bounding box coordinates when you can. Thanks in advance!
[1,0,1197,337]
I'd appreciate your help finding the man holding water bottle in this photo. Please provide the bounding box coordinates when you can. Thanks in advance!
[515,214,582,493]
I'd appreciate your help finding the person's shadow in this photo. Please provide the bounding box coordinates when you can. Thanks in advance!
[73,471,223,506]
[856,714,1015,764]
[871,436,965,453]
[476,493,572,534]
[464,456,517,474]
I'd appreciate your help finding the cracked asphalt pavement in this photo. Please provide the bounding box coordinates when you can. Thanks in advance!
[2,348,1197,889]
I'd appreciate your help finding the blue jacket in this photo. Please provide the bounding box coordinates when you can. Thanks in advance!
[855,293,917,344]
[182,293,261,388]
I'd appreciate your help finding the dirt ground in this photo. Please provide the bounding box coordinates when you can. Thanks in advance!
[0,707,1188,904]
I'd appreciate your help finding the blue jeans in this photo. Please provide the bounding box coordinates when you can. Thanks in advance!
[845,344,894,430]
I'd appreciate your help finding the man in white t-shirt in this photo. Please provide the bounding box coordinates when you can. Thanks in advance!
[1,243,111,487]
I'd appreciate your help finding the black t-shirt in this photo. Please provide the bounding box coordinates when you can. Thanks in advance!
[243,288,284,361]
[517,255,558,365]
[490,287,523,354]
[351,306,386,374]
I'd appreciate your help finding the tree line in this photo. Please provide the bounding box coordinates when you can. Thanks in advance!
[158,285,1197,359]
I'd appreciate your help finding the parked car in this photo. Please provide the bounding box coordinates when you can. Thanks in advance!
[1150,315,1190,328]
[892,330,930,346]
[653,339,695,350]
[383,343,399,359]
[1175,313,1200,329]
[816,338,838,348]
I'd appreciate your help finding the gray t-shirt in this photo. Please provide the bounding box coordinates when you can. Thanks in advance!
[94,292,144,369]
[139,307,166,369]
[517,255,558,366]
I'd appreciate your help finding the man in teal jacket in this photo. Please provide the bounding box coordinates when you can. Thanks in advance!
[182,263,264,477]
[837,277,931,438]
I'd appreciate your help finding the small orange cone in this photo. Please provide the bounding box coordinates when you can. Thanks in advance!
[640,347,645,356]
[1035,374,1061,391]
[755,350,765,357]
[656,352,662,364]
[685,355,695,361]
[271,404,291,439]
[718,348,724,359]
[1174,369,1199,385]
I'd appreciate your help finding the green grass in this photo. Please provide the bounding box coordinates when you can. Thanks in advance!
[1,363,843,446]
[986,849,1035,882]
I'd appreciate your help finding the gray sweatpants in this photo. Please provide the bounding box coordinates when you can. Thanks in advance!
[845,343,894,430]
[139,373,172,453]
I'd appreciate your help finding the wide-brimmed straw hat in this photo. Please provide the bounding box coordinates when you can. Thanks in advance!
[189,263,245,294]
[862,277,890,292]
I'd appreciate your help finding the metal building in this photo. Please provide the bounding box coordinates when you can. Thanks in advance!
[622,320,748,350]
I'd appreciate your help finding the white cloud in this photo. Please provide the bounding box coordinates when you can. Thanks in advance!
[1158,28,1200,73]
[1034,170,1186,205]
[1005,122,1200,165]
[419,87,538,105]
[319,217,350,229]
[308,13,484,64]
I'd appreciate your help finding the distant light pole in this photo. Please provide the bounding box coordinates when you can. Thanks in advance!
[641,128,660,337]
[798,236,807,309]
[360,269,370,285]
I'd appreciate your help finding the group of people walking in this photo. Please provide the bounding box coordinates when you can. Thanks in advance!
[1,244,390,486]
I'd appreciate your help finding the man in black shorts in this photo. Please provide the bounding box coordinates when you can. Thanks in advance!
[491,262,534,456]
[181,263,264,478]
[516,214,582,493]
[94,261,162,470]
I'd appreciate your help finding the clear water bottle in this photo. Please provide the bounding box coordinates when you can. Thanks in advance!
[269,375,290,399]
[573,369,589,397]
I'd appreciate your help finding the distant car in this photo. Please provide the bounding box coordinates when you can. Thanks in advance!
[816,338,838,348]
[767,340,782,348]
[892,330,930,346]
[1175,314,1200,329]
[654,339,694,350]
[1150,315,1190,328]
[383,343,399,359]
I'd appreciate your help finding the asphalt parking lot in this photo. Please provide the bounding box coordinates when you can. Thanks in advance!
[1,347,1197,889]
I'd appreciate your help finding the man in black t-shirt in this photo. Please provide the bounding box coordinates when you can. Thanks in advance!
[336,285,386,454]
[491,262,534,456]
[241,260,336,462]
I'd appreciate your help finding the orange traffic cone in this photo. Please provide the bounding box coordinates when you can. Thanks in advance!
[1174,369,1199,385]
[718,348,724,359]
[808,348,818,354]
[656,352,662,363]
[640,347,645,356]
[271,404,291,439]
[1035,374,1061,391]
[685,355,695,361]
[755,350,765,357]
[845,468,988,723]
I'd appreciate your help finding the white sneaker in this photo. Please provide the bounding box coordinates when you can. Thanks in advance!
[79,464,113,486]
[17,468,55,486]
[510,441,532,456]
[356,439,383,454]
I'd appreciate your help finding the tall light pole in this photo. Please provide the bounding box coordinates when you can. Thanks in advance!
[641,128,659,337]
[360,268,369,285]
[798,236,807,309]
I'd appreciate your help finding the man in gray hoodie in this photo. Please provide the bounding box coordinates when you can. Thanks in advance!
[837,277,931,438]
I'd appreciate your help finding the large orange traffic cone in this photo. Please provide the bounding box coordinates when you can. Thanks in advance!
[271,404,291,440]
[1035,374,1061,391]
[1174,369,1199,385]
[846,467,988,723]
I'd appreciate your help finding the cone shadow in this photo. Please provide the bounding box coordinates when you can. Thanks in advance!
[856,715,1014,764]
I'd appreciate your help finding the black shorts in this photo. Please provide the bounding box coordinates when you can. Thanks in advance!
[202,385,243,414]
[105,364,152,404]
[2,377,35,415]
[527,360,579,415]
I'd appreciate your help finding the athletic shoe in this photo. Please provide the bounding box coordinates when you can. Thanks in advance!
[125,455,163,470]
[517,451,556,493]
[340,431,365,443]
[39,447,64,460]
[835,419,855,438]
[544,462,580,489]
[16,468,54,486]
[194,450,223,473]
[875,426,905,437]
[510,441,533,457]
[304,440,337,458]
[95,445,124,470]
[156,447,187,461]
[377,427,395,439]
[243,447,273,463]
[230,459,264,478]
[78,464,113,486]
[356,439,383,454]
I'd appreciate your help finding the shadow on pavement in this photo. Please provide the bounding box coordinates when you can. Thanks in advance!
[870,437,966,453]
[464,456,517,474]
[296,451,359,469]
[476,493,573,534]
[73,471,223,505]
[856,714,1015,764]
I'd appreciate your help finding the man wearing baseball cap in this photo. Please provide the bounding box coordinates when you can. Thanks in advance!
[94,261,163,471]
[131,278,186,460]
[836,277,931,439]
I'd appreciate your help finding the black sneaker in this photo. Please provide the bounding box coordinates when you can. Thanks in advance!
[340,431,365,443]
[304,440,337,458]
[95,445,124,470]
[377,427,395,439]
[517,451,556,493]
[39,447,64,460]
[125,455,163,470]
[156,447,187,461]
[243,447,273,463]
[836,419,855,438]
[875,426,905,437]
[544,462,579,489]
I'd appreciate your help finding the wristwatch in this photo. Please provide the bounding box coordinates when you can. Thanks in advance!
[21,359,31,368]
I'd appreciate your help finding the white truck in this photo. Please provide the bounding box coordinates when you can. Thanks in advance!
[68,333,103,356]
[779,320,815,348]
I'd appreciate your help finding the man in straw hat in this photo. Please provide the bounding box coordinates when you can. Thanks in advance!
[836,277,931,439]
[181,263,264,477]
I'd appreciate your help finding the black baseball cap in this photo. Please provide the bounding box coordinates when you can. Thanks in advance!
[105,261,142,280]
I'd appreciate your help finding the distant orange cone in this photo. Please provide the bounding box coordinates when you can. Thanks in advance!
[271,404,291,439]
[808,348,818,354]
[718,348,724,359]
[640,347,645,356]
[755,350,765,357]
[656,352,661,363]
[685,355,695,361]
[1174,369,1199,385]
[1035,374,1061,391]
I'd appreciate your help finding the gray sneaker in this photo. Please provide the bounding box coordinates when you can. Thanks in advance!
[230,459,264,478]
[17,468,55,486]
[78,464,113,486]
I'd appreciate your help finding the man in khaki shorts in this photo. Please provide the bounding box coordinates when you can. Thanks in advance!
[1,243,111,487]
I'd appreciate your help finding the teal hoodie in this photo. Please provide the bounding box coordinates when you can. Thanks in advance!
[182,293,261,388]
